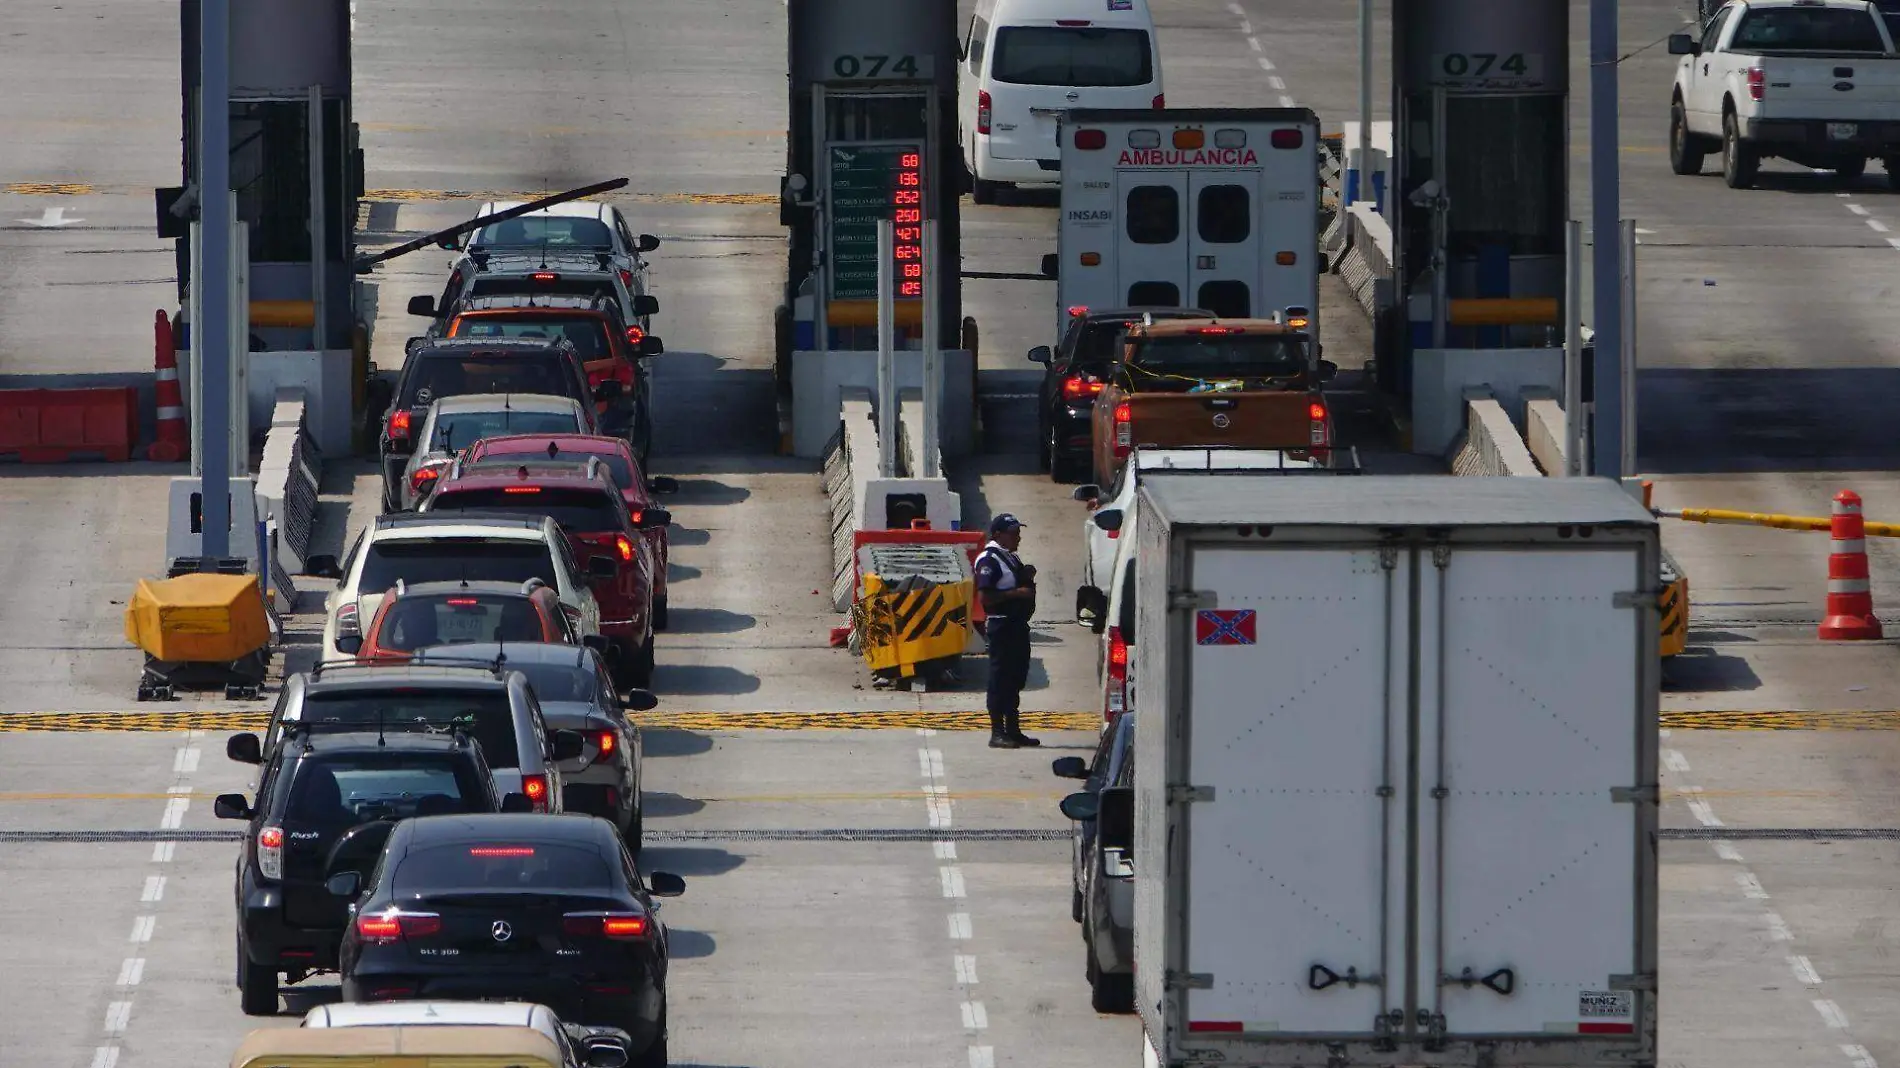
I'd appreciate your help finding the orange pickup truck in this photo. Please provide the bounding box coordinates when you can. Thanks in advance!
[1088,317,1338,486]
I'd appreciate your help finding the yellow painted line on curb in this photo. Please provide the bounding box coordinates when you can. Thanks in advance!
[3,182,95,196]
[1661,710,1900,730]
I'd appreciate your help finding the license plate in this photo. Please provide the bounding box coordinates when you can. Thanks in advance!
[1829,122,1859,140]
[438,610,494,642]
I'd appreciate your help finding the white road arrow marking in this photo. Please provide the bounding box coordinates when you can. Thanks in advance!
[20,206,81,227]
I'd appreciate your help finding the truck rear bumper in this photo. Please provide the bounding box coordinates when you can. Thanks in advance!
[1745,117,1900,155]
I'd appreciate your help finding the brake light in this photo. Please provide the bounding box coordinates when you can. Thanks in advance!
[1191,326,1240,335]
[410,466,442,491]
[355,910,442,945]
[615,534,634,561]
[503,486,541,494]
[388,409,411,441]
[470,846,535,857]
[597,730,617,757]
[1068,305,1089,318]
[625,325,645,345]
[1074,128,1107,150]
[1113,402,1133,459]
[530,271,559,283]
[563,912,649,940]
[1309,399,1331,448]
[1308,402,1327,421]
[618,269,633,289]
[977,91,992,135]
[1062,375,1104,401]
[1153,93,1166,109]
[1271,128,1304,149]
[1106,627,1129,721]
[1747,66,1765,101]
[257,826,284,880]
[1056,18,1091,25]
[445,597,479,606]
[336,603,361,638]
[521,774,551,812]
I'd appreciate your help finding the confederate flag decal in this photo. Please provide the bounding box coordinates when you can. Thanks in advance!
[1195,609,1257,646]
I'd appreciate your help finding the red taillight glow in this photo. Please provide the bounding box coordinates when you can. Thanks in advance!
[1747,66,1765,101]
[469,846,535,857]
[1270,128,1304,149]
[1106,627,1129,721]
[615,534,634,561]
[977,91,992,135]
[1309,402,1327,421]
[563,912,649,940]
[531,271,559,283]
[521,775,550,812]
[388,409,411,440]
[410,466,441,490]
[1074,128,1107,150]
[1309,398,1331,449]
[625,325,645,345]
[1068,305,1089,318]
[1061,376,1104,402]
[257,825,284,879]
[355,911,441,944]
[1191,326,1240,335]
[618,269,633,288]
[1113,402,1133,460]
[1152,93,1166,109]
[503,486,541,494]
[597,730,617,756]
[445,597,479,606]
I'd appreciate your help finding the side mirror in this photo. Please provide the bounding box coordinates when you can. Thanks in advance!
[1040,253,1058,280]
[213,793,252,820]
[1059,790,1101,822]
[594,380,625,401]
[551,729,586,762]
[226,732,263,765]
[623,689,659,712]
[405,336,425,355]
[637,234,661,253]
[1667,33,1699,55]
[1052,756,1089,780]
[1027,345,1054,364]
[335,634,364,655]
[304,555,343,580]
[1317,359,1339,383]
[1091,508,1124,534]
[648,871,686,898]
[325,871,362,898]
[583,634,611,654]
[501,792,534,813]
[1076,585,1108,631]
[632,294,660,316]
[1098,786,1134,851]
[639,336,665,357]
[647,476,679,495]
[636,508,672,529]
[587,555,619,579]
[406,295,437,318]
[435,235,460,251]
[1071,484,1102,504]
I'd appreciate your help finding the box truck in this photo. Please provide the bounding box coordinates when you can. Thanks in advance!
[1125,475,1659,1068]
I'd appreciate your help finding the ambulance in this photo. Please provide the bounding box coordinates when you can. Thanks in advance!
[1045,107,1321,342]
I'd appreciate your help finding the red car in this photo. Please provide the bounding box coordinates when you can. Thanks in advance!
[337,579,581,663]
[448,433,678,630]
[420,461,667,687]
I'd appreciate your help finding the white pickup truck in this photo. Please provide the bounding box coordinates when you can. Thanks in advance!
[1669,0,1900,187]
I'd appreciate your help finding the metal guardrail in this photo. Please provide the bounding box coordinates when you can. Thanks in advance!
[1318,134,1345,255]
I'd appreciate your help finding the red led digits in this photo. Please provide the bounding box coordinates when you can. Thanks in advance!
[884,147,926,300]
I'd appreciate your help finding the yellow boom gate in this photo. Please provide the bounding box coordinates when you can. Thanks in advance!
[852,543,975,689]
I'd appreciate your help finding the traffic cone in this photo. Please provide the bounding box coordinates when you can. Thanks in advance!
[1819,489,1883,641]
[149,310,188,463]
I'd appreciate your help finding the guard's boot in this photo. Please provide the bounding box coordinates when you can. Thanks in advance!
[1006,711,1041,747]
[989,711,1019,748]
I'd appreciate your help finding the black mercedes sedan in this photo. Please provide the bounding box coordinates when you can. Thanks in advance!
[328,813,685,1068]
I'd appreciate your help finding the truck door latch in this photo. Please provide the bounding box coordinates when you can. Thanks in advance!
[1309,963,1382,991]
[1442,966,1516,996]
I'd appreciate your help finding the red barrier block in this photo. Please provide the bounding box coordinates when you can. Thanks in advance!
[0,387,139,463]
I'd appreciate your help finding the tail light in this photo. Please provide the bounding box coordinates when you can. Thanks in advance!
[1061,375,1104,402]
[1074,128,1107,150]
[1068,305,1089,318]
[1271,128,1304,149]
[1747,67,1765,101]
[618,269,634,289]
[335,603,361,639]
[256,826,284,880]
[530,271,560,283]
[521,773,551,813]
[625,325,645,346]
[1105,627,1129,721]
[410,466,442,492]
[1113,402,1133,459]
[387,409,411,441]
[614,534,634,561]
[1152,93,1166,109]
[1289,399,1331,463]
[977,91,992,135]
[355,910,442,945]
[596,730,617,758]
[563,912,649,939]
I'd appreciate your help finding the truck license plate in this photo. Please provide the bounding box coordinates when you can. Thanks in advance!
[1829,122,1859,140]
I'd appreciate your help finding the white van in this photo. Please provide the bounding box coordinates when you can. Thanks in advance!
[958,0,1164,203]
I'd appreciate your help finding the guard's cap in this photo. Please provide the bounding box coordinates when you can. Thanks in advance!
[989,513,1026,535]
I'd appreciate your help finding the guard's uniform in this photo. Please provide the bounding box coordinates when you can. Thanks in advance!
[975,539,1035,741]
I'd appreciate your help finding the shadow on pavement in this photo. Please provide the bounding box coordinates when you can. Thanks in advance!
[650,664,761,697]
[642,728,714,758]
[641,845,745,878]
[661,608,756,635]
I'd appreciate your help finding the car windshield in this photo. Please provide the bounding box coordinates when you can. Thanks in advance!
[404,356,578,407]
[394,842,616,892]
[1730,8,1886,51]
[990,26,1154,86]
[286,755,483,825]
[298,690,522,769]
[375,594,551,652]
[470,216,615,249]
[469,276,618,303]
[360,539,559,592]
[430,409,582,452]
[429,487,624,534]
[1077,322,1137,368]
[510,660,601,704]
[453,316,612,361]
[1126,334,1309,381]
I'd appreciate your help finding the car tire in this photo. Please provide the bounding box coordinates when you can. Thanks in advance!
[237,938,279,1016]
[1669,99,1704,176]
[1722,110,1758,190]
[1837,157,1867,181]
[1090,968,1135,1015]
[629,635,656,689]
[1071,885,1084,924]
[973,178,1001,205]
[627,800,645,857]
[654,595,669,632]
[1050,432,1084,484]
[634,1000,668,1068]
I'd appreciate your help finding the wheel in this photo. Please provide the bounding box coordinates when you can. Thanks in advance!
[1887,157,1900,188]
[237,938,279,1016]
[1049,432,1084,484]
[1722,110,1759,189]
[1036,424,1052,471]
[973,178,1001,205]
[1669,99,1705,175]
[1090,968,1135,1014]
[628,635,656,689]
[634,1000,667,1068]
[653,594,669,632]
[1837,157,1867,181]
[1071,885,1084,924]
[627,799,644,858]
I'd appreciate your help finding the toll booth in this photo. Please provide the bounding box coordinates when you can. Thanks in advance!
[163,0,363,458]
[1386,0,1575,456]
[779,0,974,459]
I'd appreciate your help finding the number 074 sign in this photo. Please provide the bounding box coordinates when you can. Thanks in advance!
[1430,51,1547,90]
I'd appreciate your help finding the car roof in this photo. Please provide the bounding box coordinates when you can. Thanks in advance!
[414,640,596,671]
[304,1000,549,1028]
[981,0,1154,24]
[439,462,619,492]
[480,200,613,222]
[428,393,584,414]
[382,579,550,599]
[472,251,616,275]
[281,730,481,755]
[300,664,511,692]
[1127,317,1302,338]
[412,336,574,356]
[372,512,550,533]
[456,293,618,314]
[471,433,632,458]
[405,812,615,845]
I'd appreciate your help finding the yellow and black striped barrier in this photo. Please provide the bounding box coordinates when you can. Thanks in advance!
[1659,550,1688,659]
[851,543,976,684]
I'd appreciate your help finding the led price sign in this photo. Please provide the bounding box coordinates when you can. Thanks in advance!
[828,142,926,303]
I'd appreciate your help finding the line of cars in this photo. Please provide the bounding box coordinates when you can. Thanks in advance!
[213,198,691,1067]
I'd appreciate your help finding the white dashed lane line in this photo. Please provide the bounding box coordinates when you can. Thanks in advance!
[918,728,993,1068]
[1227,1,1297,108]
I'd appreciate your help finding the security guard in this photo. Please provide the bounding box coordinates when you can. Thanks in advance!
[974,513,1040,749]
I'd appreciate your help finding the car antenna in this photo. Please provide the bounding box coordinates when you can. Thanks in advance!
[377,708,387,747]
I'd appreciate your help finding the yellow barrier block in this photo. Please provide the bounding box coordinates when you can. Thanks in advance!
[852,543,974,681]
[1447,297,1560,327]
[124,573,270,663]
[827,299,924,329]
[251,300,315,328]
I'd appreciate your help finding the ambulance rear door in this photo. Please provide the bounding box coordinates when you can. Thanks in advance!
[1185,169,1262,319]
[1113,168,1189,310]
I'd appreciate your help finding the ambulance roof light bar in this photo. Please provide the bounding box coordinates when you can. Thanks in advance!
[1214,129,1247,148]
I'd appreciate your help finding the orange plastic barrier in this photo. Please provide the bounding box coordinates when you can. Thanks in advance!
[0,387,139,463]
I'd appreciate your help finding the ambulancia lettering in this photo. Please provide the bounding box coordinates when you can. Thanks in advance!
[1116,148,1261,166]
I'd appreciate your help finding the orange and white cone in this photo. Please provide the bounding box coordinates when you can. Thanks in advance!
[149,310,188,463]
[1819,489,1883,641]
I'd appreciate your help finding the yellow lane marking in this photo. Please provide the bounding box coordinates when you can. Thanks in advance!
[1662,710,1900,730]
[0,710,1099,733]
[3,182,95,195]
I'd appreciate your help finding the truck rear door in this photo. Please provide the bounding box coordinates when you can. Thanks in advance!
[1116,169,1189,307]
[1417,543,1649,1041]
[1186,172,1260,318]
[1179,543,1406,1037]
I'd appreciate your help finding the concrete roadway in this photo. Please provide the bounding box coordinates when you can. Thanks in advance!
[3,2,1900,1068]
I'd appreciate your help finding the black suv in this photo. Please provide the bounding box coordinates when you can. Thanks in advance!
[214,723,507,1016]
[378,337,609,512]
[1027,307,1216,482]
